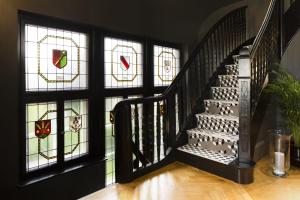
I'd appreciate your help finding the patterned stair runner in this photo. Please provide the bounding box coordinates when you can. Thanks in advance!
[178,55,240,165]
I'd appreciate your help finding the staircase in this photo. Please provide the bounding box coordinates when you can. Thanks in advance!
[177,58,239,165]
[174,54,256,183]
[114,0,282,185]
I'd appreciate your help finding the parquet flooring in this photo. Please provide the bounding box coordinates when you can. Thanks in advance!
[82,158,300,200]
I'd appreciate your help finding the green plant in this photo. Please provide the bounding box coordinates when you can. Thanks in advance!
[264,64,300,147]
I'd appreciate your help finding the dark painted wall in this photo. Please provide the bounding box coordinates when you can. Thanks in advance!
[282,30,300,79]
[189,0,272,53]
[0,0,245,199]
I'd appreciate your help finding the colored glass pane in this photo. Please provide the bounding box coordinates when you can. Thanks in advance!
[154,45,180,86]
[26,102,57,171]
[25,24,89,91]
[64,99,88,160]
[104,37,143,88]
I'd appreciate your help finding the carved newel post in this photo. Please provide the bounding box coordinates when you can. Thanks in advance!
[238,46,252,164]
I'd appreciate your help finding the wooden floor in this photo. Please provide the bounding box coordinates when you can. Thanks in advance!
[82,158,300,200]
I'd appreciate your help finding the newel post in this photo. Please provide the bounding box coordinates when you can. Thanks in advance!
[115,104,133,183]
[238,46,252,164]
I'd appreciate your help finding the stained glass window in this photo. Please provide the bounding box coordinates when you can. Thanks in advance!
[104,37,143,88]
[153,94,166,163]
[64,99,88,160]
[175,93,180,135]
[154,45,180,87]
[105,97,122,185]
[104,95,142,185]
[25,24,89,91]
[26,102,57,171]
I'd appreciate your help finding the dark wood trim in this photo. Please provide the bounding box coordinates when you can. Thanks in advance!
[113,6,249,183]
[18,10,182,184]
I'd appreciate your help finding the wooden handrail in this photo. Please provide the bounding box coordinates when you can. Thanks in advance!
[114,6,248,183]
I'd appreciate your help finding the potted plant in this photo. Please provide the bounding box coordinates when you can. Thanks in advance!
[264,64,300,167]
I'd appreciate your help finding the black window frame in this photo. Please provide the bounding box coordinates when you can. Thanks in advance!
[18,10,182,183]
[150,40,184,95]
[19,12,98,180]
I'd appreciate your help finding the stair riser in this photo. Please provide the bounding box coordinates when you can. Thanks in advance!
[204,101,239,117]
[232,55,239,65]
[225,65,238,75]
[218,75,238,87]
[188,134,238,157]
[211,88,239,101]
[196,115,239,135]
[176,149,254,184]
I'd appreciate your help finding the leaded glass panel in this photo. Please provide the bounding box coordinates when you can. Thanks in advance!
[25,24,89,91]
[26,102,57,171]
[153,94,165,162]
[105,97,122,185]
[64,99,89,160]
[104,37,143,88]
[154,45,180,86]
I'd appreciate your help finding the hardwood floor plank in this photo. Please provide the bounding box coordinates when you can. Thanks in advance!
[82,158,300,200]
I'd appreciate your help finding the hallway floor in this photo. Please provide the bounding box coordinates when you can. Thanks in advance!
[82,158,300,200]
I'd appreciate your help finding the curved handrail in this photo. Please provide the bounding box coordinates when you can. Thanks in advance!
[248,0,280,116]
[236,0,281,165]
[114,6,247,109]
[250,0,278,58]
[114,6,248,183]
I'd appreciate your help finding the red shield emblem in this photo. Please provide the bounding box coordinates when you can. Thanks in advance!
[52,49,67,69]
[120,56,130,71]
[35,120,51,139]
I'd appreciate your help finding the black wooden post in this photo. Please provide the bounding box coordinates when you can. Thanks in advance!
[238,46,252,164]
[115,104,133,183]
[167,93,177,148]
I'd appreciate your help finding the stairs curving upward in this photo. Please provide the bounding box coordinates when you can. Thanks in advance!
[177,54,242,166]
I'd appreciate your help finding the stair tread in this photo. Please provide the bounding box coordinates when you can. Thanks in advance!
[187,128,239,142]
[232,55,239,59]
[218,75,238,78]
[195,113,239,122]
[211,86,238,89]
[225,64,237,66]
[204,99,238,104]
[177,144,236,165]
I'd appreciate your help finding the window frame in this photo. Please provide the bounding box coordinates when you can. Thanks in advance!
[19,12,97,180]
[150,40,183,95]
[18,11,183,183]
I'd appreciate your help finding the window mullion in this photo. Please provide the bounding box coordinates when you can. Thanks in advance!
[57,100,65,166]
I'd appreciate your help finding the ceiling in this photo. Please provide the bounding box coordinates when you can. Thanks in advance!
[12,0,243,45]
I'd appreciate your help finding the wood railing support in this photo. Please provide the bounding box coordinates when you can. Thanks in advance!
[238,46,252,164]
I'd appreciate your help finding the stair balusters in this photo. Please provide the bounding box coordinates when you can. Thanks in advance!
[114,7,247,183]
